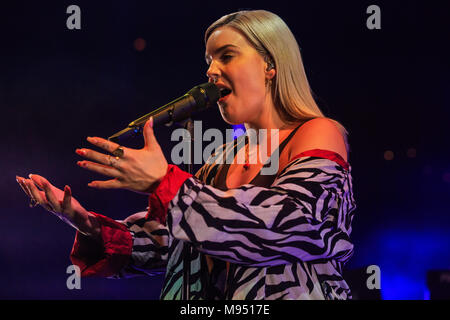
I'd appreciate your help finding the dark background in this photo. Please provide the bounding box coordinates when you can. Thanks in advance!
[1,1,449,299]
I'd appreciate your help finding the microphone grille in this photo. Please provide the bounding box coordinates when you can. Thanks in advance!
[188,82,220,110]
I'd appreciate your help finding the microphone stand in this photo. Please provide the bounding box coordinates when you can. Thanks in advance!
[106,82,222,299]
[180,118,193,300]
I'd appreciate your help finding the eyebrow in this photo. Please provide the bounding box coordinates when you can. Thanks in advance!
[205,44,239,63]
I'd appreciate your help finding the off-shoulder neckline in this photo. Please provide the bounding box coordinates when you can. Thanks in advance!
[289,149,349,170]
[212,148,350,190]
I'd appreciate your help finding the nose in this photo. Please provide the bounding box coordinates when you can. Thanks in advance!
[206,60,220,83]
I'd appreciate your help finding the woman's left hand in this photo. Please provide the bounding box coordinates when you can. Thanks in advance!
[76,117,168,194]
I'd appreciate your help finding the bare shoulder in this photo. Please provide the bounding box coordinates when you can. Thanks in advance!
[288,117,348,162]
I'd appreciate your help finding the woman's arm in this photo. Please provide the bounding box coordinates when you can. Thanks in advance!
[15,173,170,278]
[69,164,208,278]
[70,210,170,278]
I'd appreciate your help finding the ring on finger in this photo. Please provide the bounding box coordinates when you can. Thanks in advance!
[108,155,119,167]
[112,146,124,159]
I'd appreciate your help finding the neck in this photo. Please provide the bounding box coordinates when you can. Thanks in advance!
[244,91,296,129]
[243,107,294,146]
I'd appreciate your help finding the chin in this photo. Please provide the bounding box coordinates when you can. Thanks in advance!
[218,104,246,125]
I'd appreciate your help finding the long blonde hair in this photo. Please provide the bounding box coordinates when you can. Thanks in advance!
[205,10,349,149]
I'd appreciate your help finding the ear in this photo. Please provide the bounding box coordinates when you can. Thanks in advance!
[265,67,276,81]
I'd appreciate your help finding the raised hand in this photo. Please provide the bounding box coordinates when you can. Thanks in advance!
[75,117,168,194]
[16,174,100,240]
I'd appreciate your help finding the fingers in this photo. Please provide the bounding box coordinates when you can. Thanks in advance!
[23,177,44,202]
[61,185,72,212]
[77,160,122,177]
[24,177,53,211]
[16,176,44,209]
[16,176,32,198]
[16,175,74,218]
[29,174,51,190]
[143,117,156,150]
[76,147,126,166]
[87,178,122,190]
[38,177,61,213]
[86,136,121,154]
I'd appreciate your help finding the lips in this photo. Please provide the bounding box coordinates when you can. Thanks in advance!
[218,94,230,103]
[215,83,232,103]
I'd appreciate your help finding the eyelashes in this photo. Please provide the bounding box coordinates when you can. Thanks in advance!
[206,54,234,67]
[221,54,233,62]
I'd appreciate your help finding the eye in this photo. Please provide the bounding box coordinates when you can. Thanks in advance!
[221,54,233,62]
[205,53,234,68]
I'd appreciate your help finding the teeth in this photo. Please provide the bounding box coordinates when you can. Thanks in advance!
[220,88,232,98]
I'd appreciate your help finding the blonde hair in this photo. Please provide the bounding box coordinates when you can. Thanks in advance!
[205,10,349,150]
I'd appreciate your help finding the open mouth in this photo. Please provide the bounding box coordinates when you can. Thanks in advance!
[219,88,232,98]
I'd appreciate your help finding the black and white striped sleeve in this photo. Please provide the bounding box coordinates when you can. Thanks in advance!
[112,165,210,278]
[113,211,170,278]
[166,156,355,267]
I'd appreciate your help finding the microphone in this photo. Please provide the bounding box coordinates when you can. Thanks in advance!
[108,82,227,143]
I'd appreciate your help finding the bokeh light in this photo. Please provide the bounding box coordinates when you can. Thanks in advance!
[384,150,394,161]
[134,38,146,51]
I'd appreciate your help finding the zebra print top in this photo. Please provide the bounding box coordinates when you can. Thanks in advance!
[70,130,356,299]
[92,133,357,300]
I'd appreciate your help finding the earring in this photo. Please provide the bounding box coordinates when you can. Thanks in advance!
[265,58,274,88]
[264,54,275,71]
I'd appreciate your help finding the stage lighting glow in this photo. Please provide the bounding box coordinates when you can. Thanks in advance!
[134,38,146,51]
[384,150,394,160]
[232,124,246,139]
[360,228,450,299]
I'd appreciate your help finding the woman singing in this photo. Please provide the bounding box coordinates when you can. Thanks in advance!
[16,10,356,300]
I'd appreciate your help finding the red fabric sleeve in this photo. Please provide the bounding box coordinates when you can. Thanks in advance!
[290,149,349,170]
[146,164,193,225]
[70,212,132,277]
